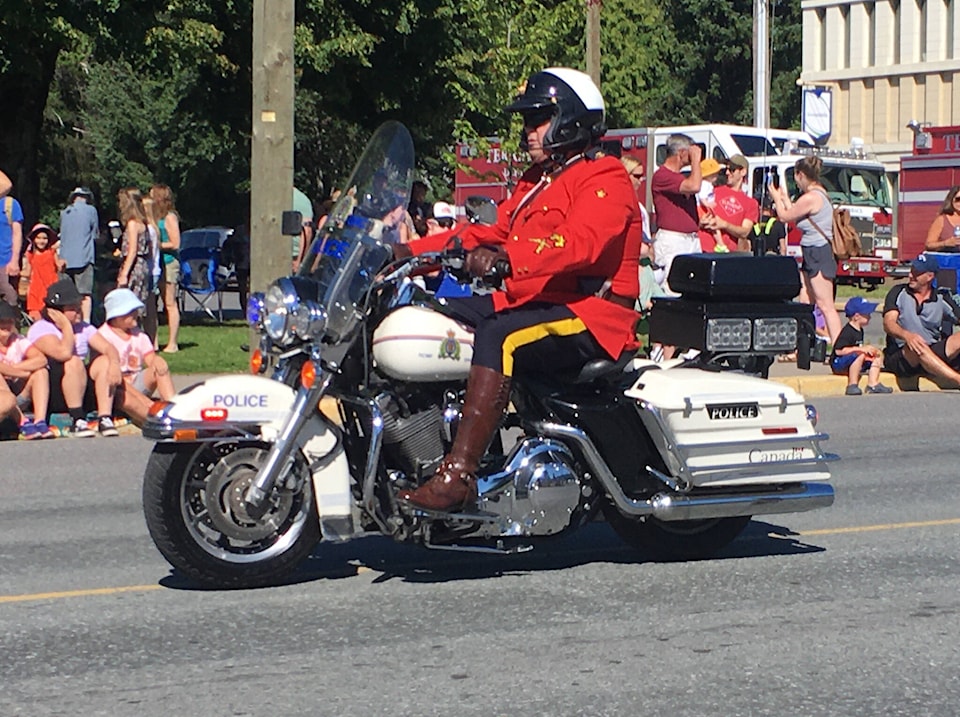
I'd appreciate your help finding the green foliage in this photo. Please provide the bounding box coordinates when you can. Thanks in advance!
[5,0,807,230]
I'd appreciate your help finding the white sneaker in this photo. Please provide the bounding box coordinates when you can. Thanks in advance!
[98,416,119,438]
[72,418,95,438]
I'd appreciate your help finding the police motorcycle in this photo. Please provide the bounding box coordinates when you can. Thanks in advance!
[142,122,836,588]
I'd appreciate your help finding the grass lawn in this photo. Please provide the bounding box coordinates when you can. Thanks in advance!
[156,317,251,375]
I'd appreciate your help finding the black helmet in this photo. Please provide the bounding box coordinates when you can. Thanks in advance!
[505,67,606,156]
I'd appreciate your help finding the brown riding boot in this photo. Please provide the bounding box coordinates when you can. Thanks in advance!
[397,365,512,512]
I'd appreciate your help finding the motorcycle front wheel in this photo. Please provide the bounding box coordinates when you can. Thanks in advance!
[143,440,320,588]
[603,506,750,561]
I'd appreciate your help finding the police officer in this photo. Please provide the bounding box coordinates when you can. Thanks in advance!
[395,67,642,512]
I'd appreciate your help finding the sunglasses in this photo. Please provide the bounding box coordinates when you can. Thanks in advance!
[952,197,960,203]
[631,172,644,181]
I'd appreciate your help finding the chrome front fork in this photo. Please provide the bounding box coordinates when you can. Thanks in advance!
[243,369,333,511]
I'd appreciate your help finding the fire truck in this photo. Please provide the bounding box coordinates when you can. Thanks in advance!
[454,124,895,287]
[897,125,960,265]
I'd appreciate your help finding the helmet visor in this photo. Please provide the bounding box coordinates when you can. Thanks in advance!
[521,107,556,129]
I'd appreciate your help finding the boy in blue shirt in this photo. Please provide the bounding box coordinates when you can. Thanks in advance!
[830,296,894,395]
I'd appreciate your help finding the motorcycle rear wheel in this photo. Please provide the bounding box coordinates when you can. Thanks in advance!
[143,441,320,588]
[604,506,750,561]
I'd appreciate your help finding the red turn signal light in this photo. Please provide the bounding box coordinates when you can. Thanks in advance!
[148,400,171,417]
[300,361,316,389]
[201,408,228,422]
[761,426,798,435]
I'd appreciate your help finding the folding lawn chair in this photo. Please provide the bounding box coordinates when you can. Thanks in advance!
[177,245,232,322]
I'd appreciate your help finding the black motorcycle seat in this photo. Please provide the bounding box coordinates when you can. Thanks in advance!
[573,350,635,384]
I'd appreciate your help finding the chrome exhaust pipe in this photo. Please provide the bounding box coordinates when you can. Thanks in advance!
[648,482,834,521]
[533,421,834,522]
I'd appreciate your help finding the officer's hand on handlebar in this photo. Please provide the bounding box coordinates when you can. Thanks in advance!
[465,245,510,280]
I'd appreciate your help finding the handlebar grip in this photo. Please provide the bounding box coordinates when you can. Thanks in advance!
[491,259,512,281]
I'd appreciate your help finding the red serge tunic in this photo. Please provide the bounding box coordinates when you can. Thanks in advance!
[407,155,641,359]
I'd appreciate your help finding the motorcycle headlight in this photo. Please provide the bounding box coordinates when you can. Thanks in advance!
[291,300,327,339]
[263,282,293,343]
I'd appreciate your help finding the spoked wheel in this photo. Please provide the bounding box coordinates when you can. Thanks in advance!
[603,505,750,561]
[143,441,320,588]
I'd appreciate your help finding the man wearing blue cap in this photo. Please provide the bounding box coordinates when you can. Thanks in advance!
[830,296,892,394]
[882,254,960,385]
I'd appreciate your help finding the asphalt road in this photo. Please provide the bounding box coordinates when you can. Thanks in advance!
[1,393,959,716]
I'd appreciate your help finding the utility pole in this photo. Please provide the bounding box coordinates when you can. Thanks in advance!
[753,0,770,128]
[251,0,295,297]
[585,0,602,89]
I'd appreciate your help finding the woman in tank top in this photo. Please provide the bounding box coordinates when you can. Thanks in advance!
[767,155,842,343]
[924,186,960,253]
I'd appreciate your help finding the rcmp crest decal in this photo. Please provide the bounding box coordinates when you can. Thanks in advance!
[439,329,462,360]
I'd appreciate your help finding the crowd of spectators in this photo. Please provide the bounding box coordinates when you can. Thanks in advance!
[0,170,178,439]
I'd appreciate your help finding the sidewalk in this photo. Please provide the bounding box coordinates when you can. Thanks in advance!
[766,355,952,398]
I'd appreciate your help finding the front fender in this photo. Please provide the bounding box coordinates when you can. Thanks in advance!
[144,374,356,541]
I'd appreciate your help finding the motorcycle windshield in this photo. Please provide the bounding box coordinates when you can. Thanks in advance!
[298,121,414,342]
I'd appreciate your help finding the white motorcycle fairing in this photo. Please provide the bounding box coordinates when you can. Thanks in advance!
[143,375,354,541]
[626,361,835,489]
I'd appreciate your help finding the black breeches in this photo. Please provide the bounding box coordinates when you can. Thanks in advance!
[442,295,604,377]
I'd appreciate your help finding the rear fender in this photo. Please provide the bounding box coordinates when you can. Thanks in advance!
[144,374,355,540]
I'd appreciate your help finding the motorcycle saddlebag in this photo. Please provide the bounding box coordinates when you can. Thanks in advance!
[667,253,800,301]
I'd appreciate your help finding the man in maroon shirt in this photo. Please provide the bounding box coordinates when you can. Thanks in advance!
[651,134,702,295]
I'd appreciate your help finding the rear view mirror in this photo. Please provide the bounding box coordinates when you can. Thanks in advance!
[281,211,303,236]
[464,195,498,226]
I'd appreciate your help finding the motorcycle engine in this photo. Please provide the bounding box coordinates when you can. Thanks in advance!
[379,393,455,480]
[476,438,583,537]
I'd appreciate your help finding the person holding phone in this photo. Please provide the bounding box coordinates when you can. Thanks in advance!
[767,156,843,343]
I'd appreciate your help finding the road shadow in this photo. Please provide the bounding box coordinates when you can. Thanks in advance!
[158,518,825,590]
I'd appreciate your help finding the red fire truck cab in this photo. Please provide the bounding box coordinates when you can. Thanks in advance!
[897,125,960,264]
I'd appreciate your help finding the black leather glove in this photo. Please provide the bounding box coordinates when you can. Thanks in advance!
[465,245,510,279]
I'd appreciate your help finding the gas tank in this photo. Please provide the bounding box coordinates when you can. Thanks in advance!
[372,306,474,382]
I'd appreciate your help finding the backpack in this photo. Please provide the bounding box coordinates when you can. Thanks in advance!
[831,207,862,260]
[808,191,863,260]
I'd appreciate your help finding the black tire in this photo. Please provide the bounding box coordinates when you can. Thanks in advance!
[142,441,320,588]
[604,505,750,561]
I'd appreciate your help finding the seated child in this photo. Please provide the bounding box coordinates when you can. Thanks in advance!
[24,224,66,321]
[90,288,175,428]
[27,279,123,437]
[830,296,893,396]
[0,301,54,439]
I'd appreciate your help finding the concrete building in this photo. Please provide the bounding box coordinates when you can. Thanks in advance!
[799,0,960,171]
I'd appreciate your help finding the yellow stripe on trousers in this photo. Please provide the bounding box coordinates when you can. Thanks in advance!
[501,317,588,377]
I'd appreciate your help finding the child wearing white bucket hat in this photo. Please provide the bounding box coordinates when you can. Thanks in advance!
[90,288,175,431]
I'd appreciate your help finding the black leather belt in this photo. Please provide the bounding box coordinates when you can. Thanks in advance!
[603,292,636,310]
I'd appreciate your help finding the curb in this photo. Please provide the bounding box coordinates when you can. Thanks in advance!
[770,373,951,398]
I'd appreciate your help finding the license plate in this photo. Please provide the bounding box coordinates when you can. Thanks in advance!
[706,402,760,420]
[858,262,875,272]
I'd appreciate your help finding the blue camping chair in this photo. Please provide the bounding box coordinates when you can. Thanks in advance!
[177,245,232,322]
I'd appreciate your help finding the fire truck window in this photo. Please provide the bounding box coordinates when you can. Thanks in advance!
[655,144,667,165]
[785,169,800,200]
[713,148,728,162]
[730,134,778,157]
[752,168,768,204]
